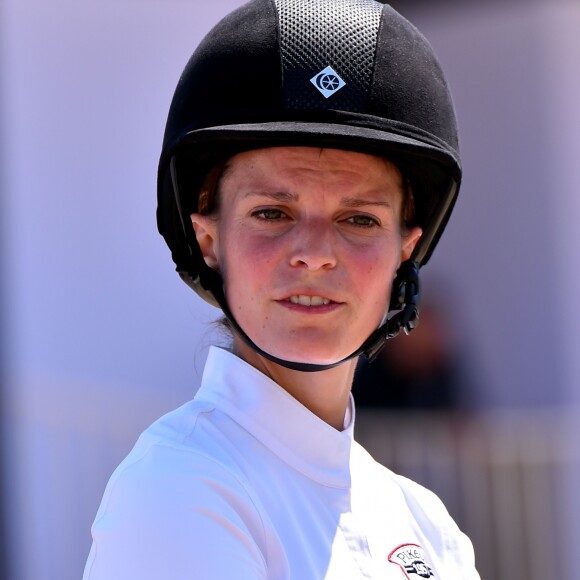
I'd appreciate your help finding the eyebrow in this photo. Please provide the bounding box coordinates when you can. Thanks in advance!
[243,191,393,208]
[243,191,298,202]
[339,196,394,209]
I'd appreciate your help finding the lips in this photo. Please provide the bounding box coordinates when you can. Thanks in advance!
[288,295,331,306]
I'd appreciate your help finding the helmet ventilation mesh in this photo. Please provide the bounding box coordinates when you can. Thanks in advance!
[274,0,382,112]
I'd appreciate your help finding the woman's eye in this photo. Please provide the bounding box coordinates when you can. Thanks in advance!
[347,214,379,227]
[253,208,286,221]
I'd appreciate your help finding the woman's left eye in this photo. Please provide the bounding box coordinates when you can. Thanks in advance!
[346,214,379,227]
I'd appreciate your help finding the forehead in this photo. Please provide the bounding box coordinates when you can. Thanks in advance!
[221,146,403,190]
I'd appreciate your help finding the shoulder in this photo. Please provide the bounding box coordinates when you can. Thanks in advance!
[85,401,270,580]
[352,443,479,576]
[390,473,479,575]
[97,399,264,527]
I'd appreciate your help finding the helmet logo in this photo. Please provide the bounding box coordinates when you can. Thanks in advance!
[310,66,346,99]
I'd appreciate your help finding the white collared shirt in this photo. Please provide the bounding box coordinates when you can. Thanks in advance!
[83,347,479,579]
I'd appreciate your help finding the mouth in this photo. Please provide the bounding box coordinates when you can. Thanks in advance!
[286,295,333,306]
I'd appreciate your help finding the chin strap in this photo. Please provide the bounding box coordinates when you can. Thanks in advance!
[171,155,420,373]
[181,258,421,373]
[362,259,420,363]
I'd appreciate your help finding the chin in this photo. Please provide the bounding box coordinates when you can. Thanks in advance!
[259,337,357,367]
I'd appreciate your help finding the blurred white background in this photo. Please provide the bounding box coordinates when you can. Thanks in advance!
[1,0,579,578]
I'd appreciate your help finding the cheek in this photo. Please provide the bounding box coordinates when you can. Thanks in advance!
[352,242,401,302]
[219,228,280,294]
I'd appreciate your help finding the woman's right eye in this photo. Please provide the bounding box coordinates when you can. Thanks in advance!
[252,208,286,221]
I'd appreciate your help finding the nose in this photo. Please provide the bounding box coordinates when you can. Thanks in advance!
[288,218,338,271]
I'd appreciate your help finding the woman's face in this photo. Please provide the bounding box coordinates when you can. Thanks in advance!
[192,146,422,365]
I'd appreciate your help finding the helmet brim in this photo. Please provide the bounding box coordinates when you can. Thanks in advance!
[161,119,461,178]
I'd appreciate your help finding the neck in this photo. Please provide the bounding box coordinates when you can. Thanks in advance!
[233,340,357,431]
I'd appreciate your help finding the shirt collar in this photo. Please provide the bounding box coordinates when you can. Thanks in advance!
[196,346,355,488]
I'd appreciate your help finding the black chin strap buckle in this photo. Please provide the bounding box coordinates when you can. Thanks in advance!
[365,259,421,363]
[387,259,420,337]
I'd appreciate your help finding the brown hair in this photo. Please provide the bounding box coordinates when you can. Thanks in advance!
[197,160,229,216]
[401,177,416,230]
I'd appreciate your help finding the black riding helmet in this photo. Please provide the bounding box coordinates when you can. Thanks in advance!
[157,0,461,372]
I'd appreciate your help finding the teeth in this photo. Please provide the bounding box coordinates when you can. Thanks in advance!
[289,295,331,306]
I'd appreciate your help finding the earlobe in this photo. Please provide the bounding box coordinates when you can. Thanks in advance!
[190,213,220,271]
[401,226,423,262]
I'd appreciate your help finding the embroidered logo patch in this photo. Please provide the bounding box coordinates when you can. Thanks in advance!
[388,544,434,578]
[310,66,346,99]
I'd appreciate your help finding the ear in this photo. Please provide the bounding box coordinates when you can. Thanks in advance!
[190,213,220,271]
[401,226,423,263]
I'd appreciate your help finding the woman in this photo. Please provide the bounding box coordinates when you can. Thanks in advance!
[84,0,480,578]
